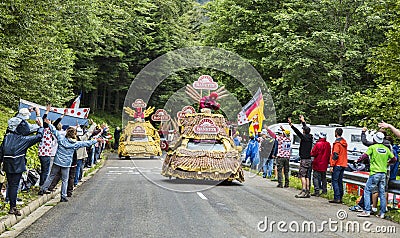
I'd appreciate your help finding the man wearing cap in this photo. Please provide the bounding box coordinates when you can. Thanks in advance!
[310,132,331,196]
[289,115,313,198]
[357,132,396,218]
[2,117,44,216]
[7,107,41,135]
[329,128,348,204]
[269,126,291,188]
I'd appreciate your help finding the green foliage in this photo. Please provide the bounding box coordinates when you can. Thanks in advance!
[201,0,397,125]
[349,0,400,130]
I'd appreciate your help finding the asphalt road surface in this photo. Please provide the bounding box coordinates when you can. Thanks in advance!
[18,154,399,238]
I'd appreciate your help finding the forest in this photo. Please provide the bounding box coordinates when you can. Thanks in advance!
[0,0,399,128]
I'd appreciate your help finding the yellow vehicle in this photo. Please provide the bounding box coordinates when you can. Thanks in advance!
[161,112,244,183]
[118,121,162,159]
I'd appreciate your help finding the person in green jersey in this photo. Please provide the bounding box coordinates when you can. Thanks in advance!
[356,132,396,218]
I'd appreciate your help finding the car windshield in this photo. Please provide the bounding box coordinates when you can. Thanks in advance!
[186,140,226,152]
[129,136,149,142]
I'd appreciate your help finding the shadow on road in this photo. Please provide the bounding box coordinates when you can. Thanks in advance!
[160,178,243,187]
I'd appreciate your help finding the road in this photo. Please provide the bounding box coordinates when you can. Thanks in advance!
[17,154,398,238]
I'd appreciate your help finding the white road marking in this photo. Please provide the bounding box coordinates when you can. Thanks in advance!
[107,167,120,169]
[196,192,208,200]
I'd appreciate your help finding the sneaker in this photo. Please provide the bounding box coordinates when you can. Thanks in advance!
[357,211,370,217]
[38,190,51,196]
[60,197,69,202]
[349,205,363,212]
[329,200,342,204]
[277,184,283,188]
[372,207,378,213]
[295,191,305,198]
[284,184,289,188]
[376,214,385,219]
[311,192,320,197]
[8,207,21,216]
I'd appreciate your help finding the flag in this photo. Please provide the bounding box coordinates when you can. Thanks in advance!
[70,93,82,108]
[19,99,90,126]
[237,88,265,133]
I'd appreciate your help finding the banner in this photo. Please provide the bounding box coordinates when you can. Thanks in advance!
[19,99,90,126]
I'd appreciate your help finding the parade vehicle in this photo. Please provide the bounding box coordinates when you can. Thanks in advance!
[161,112,244,182]
[118,100,162,159]
[161,75,244,182]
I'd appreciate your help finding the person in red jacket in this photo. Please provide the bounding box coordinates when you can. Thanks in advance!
[310,132,331,196]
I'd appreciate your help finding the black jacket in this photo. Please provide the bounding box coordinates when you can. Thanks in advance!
[291,122,313,159]
[2,128,44,173]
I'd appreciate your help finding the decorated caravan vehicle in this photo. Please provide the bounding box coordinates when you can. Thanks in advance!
[161,112,244,182]
[118,100,162,159]
[118,121,162,159]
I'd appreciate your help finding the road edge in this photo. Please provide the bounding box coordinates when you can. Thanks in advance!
[0,156,107,235]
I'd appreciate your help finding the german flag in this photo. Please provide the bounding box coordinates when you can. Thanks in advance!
[237,88,265,134]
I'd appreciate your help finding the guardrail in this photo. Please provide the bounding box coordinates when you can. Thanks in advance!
[289,162,400,207]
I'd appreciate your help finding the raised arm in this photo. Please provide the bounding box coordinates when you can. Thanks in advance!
[378,122,400,138]
[361,127,373,147]
[288,117,304,139]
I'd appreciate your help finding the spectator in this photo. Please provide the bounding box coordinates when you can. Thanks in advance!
[269,126,291,188]
[75,121,96,186]
[38,104,53,187]
[329,128,348,204]
[357,132,396,218]
[289,115,313,198]
[310,132,331,196]
[2,118,43,216]
[233,132,241,146]
[39,119,101,202]
[263,131,277,178]
[113,126,122,150]
[244,134,259,166]
[258,130,274,178]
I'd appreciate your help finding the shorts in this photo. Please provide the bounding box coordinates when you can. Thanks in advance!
[299,159,312,178]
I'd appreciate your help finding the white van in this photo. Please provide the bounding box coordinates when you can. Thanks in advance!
[267,123,374,154]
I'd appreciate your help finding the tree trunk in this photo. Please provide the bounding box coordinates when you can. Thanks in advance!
[90,89,98,113]
[101,85,106,112]
[115,90,120,113]
[107,87,112,112]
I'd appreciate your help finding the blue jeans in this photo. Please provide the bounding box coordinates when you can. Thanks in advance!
[332,166,345,201]
[6,173,22,208]
[41,164,70,199]
[364,173,386,215]
[74,159,83,185]
[39,156,51,186]
[263,159,274,177]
